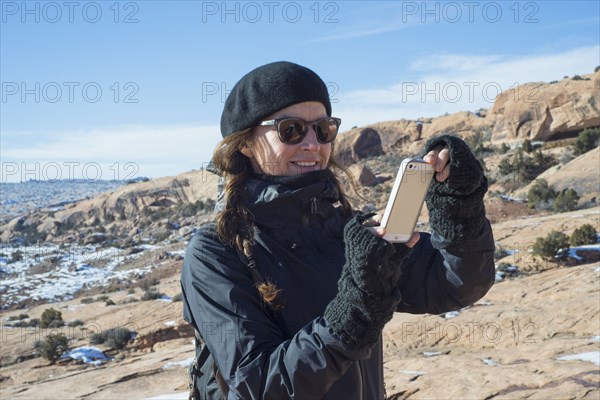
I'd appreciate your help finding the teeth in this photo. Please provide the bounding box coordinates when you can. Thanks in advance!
[296,162,317,167]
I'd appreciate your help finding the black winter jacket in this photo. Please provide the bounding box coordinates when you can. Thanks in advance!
[181,170,495,400]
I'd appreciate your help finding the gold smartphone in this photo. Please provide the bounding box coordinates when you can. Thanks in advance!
[380,158,434,243]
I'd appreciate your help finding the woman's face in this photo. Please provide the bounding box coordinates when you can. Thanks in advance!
[240,101,332,176]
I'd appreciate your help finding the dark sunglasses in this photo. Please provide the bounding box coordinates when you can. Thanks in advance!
[258,117,341,144]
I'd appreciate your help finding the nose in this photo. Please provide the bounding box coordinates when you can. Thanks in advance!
[300,125,320,151]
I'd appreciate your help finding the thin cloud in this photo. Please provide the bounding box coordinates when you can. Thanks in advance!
[335,45,600,128]
[1,124,221,181]
[309,24,409,42]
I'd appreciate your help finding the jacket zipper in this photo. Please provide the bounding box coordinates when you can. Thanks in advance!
[310,197,318,214]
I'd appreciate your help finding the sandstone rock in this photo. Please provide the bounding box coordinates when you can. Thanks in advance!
[514,146,600,202]
[421,111,488,139]
[487,72,600,141]
[348,164,378,187]
[1,170,219,242]
[83,232,107,245]
[337,128,384,165]
[178,226,193,238]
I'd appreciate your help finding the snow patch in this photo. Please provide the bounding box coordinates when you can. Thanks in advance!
[60,346,110,365]
[399,370,426,375]
[162,358,194,370]
[556,351,600,366]
[144,393,188,400]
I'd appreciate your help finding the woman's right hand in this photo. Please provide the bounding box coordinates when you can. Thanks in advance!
[362,213,421,248]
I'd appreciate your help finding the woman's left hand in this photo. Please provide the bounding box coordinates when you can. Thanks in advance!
[423,144,451,182]
[363,214,420,248]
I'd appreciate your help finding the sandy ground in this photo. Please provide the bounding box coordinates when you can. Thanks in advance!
[1,208,599,399]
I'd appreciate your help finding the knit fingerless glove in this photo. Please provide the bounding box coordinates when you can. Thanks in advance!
[422,134,488,242]
[324,214,412,350]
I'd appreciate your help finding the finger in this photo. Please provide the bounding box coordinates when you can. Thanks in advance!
[362,214,382,227]
[423,151,437,166]
[436,163,451,182]
[366,226,385,237]
[435,147,450,172]
[372,213,382,224]
[423,144,445,166]
[405,232,420,248]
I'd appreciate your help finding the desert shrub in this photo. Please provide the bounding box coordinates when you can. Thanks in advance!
[153,230,171,243]
[40,308,63,329]
[67,320,85,327]
[530,150,557,176]
[570,224,598,246]
[533,231,569,260]
[204,199,216,212]
[141,288,164,301]
[171,293,183,302]
[9,250,23,263]
[573,127,600,156]
[521,139,534,153]
[179,200,206,217]
[106,328,133,350]
[527,179,556,209]
[464,128,493,159]
[497,149,556,184]
[10,318,40,328]
[595,66,600,73]
[90,327,133,350]
[572,75,584,81]
[80,297,95,304]
[497,142,510,154]
[40,333,68,364]
[553,188,579,212]
[105,299,116,306]
[13,220,47,245]
[7,314,29,321]
[139,277,160,291]
[47,320,65,328]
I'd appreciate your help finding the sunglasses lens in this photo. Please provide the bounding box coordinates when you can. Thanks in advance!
[278,119,307,144]
[316,118,339,143]
[276,117,340,144]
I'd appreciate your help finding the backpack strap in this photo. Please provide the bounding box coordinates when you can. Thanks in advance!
[188,330,228,400]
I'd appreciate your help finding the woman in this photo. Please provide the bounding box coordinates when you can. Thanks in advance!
[181,61,495,400]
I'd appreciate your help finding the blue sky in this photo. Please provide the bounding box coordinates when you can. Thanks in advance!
[1,0,599,182]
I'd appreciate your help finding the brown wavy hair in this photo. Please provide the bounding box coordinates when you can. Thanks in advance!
[211,129,354,309]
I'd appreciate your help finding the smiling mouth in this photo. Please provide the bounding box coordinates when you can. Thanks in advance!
[293,161,319,167]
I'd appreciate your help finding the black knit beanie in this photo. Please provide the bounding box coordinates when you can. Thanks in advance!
[220,61,332,137]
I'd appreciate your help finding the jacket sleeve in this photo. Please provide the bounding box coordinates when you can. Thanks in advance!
[395,218,495,315]
[180,225,371,400]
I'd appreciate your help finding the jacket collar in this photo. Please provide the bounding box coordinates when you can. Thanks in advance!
[245,169,341,229]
